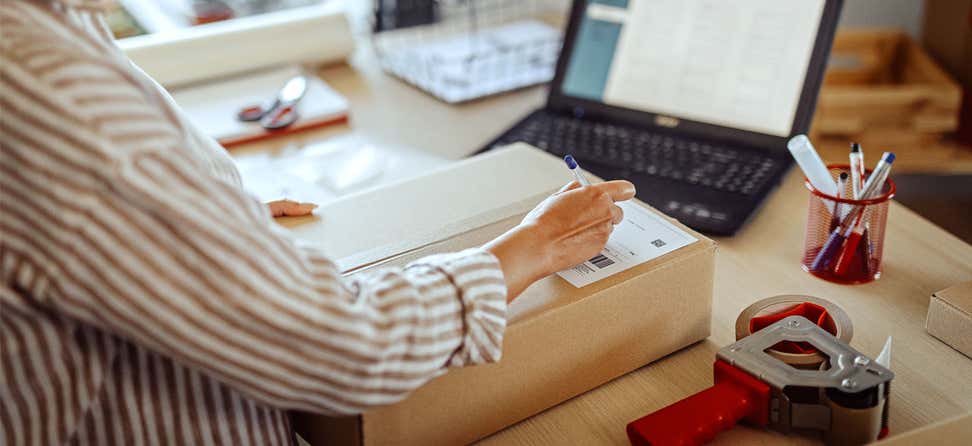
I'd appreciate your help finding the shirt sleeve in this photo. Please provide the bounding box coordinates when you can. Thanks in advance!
[92,148,509,414]
[0,15,508,416]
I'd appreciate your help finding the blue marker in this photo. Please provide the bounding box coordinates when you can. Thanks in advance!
[564,155,591,186]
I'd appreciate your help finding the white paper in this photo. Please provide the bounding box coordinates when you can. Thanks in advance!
[171,66,348,144]
[234,137,448,207]
[556,201,698,288]
[600,0,825,137]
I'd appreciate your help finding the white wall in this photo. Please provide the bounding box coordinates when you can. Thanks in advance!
[838,0,926,38]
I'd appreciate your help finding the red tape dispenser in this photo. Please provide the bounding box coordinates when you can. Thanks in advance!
[627,295,893,446]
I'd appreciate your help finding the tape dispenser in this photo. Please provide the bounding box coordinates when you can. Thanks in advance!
[627,295,893,446]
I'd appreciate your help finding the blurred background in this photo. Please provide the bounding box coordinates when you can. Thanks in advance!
[105,0,971,242]
[105,0,935,40]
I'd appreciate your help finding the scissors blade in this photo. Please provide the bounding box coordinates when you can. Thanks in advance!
[260,104,299,130]
[278,75,308,105]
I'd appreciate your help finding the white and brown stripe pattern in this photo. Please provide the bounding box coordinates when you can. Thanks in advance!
[0,1,508,445]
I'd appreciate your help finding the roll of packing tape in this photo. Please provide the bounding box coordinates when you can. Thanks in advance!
[735,295,853,368]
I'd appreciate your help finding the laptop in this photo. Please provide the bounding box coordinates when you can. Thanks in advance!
[481,0,843,235]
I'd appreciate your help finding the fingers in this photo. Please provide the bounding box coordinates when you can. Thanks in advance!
[590,180,636,202]
[550,181,631,227]
[268,200,318,217]
[610,204,624,225]
[282,202,317,216]
[588,219,615,250]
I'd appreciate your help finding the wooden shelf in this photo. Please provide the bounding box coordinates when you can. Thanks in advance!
[815,136,972,174]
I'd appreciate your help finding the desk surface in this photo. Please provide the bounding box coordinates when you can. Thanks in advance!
[481,171,972,445]
[236,54,972,444]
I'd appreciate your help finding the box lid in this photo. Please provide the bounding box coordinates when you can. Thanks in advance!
[280,144,572,272]
[279,144,712,273]
[933,281,972,317]
[279,145,714,324]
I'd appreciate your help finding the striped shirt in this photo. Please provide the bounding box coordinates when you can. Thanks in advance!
[0,1,508,445]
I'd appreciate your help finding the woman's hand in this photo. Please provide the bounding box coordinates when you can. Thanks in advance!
[483,180,636,301]
[268,199,317,217]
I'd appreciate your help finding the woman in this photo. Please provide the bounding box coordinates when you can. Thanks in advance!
[0,1,635,445]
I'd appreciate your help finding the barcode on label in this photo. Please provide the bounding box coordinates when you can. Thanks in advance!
[589,253,615,269]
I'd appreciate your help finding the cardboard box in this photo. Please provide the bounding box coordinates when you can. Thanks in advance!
[283,145,716,445]
[926,281,972,359]
[872,412,972,445]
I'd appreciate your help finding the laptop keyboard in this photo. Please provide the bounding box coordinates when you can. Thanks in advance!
[493,111,780,196]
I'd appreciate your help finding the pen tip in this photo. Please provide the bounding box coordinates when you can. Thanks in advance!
[564,155,578,169]
[839,172,849,180]
[884,152,896,164]
[850,142,861,153]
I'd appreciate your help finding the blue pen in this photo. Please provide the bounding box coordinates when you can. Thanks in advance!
[564,155,591,186]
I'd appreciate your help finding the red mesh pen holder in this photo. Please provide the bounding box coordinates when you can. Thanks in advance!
[802,164,895,284]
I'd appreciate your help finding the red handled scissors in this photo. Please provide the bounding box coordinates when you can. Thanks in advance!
[237,75,308,130]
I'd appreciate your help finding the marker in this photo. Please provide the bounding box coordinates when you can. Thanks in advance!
[829,152,895,275]
[858,222,873,277]
[564,155,590,186]
[834,172,849,222]
[849,143,871,275]
[810,152,895,273]
[849,143,865,199]
[788,135,837,198]
[838,152,895,230]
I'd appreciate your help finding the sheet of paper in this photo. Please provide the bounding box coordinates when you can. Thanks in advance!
[234,136,448,206]
[599,0,825,137]
[556,201,698,288]
[171,65,348,143]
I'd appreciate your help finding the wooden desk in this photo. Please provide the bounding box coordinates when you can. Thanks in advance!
[229,53,543,161]
[478,171,972,445]
[235,54,972,444]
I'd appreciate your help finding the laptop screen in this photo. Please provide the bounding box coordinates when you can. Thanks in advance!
[560,0,826,138]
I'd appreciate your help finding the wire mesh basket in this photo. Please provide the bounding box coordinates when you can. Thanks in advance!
[370,0,568,103]
[802,165,894,284]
